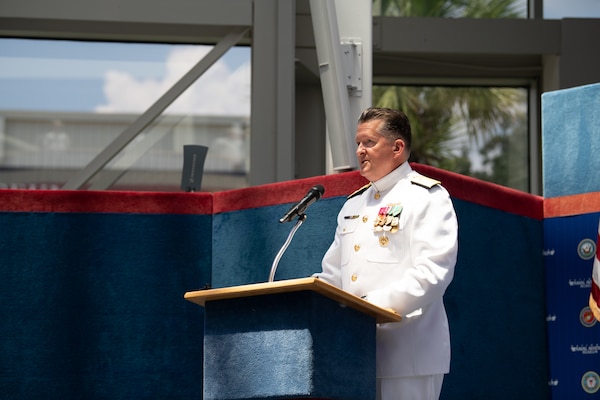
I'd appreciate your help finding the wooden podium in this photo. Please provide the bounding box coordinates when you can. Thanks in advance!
[185,277,400,400]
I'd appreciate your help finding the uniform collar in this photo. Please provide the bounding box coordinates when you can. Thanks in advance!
[371,161,412,195]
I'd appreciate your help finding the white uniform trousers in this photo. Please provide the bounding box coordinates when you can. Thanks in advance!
[377,374,444,400]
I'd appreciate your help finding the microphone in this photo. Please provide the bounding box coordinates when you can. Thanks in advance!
[279,185,325,223]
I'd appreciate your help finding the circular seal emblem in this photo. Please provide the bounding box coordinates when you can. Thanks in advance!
[577,238,596,260]
[580,306,597,328]
[581,371,600,394]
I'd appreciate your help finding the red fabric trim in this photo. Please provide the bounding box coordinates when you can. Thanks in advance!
[544,192,600,218]
[213,172,368,213]
[0,163,543,218]
[0,189,213,215]
[412,164,543,220]
[213,163,543,218]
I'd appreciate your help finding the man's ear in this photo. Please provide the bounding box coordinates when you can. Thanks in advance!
[393,139,405,156]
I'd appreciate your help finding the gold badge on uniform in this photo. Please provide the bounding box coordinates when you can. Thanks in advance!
[379,235,389,246]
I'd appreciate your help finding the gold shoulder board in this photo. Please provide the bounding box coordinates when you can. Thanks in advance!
[410,174,441,189]
[347,183,372,199]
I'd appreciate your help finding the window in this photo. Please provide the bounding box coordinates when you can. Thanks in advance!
[373,85,530,191]
[0,38,251,191]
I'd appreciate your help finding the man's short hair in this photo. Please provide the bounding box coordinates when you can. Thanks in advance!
[358,107,412,151]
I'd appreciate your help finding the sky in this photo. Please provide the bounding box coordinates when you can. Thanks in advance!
[0,39,251,116]
[544,0,600,19]
[0,1,599,116]
[93,45,250,116]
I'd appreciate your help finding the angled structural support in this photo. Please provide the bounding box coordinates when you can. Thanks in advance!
[310,0,371,172]
[62,26,249,190]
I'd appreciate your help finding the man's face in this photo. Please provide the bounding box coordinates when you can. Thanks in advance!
[355,119,405,182]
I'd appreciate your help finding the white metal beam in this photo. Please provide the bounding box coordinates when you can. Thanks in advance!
[310,0,371,172]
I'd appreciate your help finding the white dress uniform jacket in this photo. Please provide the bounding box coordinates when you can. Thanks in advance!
[316,162,458,378]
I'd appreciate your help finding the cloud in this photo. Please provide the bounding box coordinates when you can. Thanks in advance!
[95,45,250,116]
[544,0,600,18]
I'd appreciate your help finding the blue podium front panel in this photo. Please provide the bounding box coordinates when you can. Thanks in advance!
[203,291,376,400]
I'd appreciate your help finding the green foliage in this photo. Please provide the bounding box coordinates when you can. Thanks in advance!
[377,0,526,18]
[373,84,528,190]
[372,0,529,191]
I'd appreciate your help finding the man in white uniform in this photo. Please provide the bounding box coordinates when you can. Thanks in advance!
[315,107,458,400]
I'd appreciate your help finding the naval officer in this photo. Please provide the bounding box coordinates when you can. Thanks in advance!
[315,107,459,400]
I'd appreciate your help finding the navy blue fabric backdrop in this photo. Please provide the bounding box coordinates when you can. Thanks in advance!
[444,200,548,399]
[212,196,549,399]
[211,196,343,287]
[0,212,210,399]
[0,183,549,399]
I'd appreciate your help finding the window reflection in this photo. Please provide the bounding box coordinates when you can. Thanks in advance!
[0,38,251,191]
[373,85,529,192]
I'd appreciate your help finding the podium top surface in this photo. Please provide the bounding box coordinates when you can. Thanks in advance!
[184,277,401,323]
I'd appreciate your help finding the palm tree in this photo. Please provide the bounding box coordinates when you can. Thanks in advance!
[376,0,525,18]
[372,0,528,189]
[471,115,529,191]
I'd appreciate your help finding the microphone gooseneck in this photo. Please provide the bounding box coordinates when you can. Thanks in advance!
[269,184,325,282]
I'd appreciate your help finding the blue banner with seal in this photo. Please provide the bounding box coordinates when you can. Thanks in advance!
[544,212,600,398]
